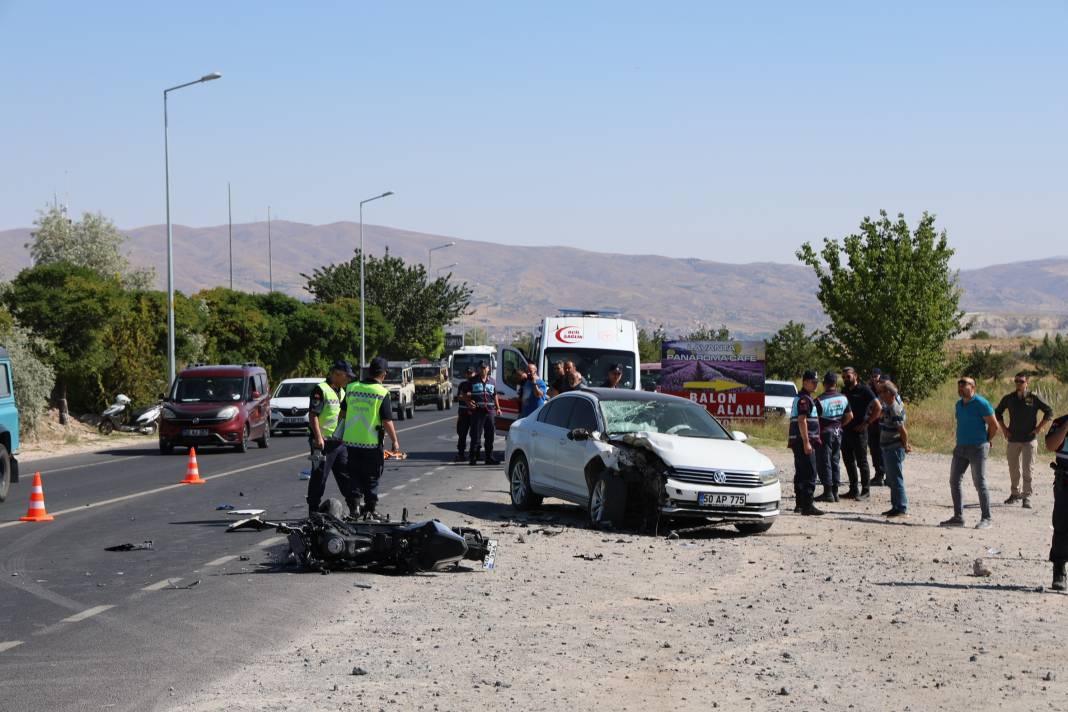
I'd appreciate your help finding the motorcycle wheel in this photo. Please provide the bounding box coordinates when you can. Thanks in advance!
[98,419,114,435]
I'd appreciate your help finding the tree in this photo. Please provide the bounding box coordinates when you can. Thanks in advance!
[961,346,1016,383]
[277,299,393,378]
[28,204,154,288]
[4,263,127,416]
[797,211,965,401]
[683,325,732,341]
[0,306,56,437]
[510,330,533,356]
[638,326,667,363]
[1029,334,1068,382]
[302,249,472,357]
[765,321,834,380]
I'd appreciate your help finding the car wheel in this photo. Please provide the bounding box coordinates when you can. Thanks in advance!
[588,472,627,529]
[0,444,10,502]
[270,429,278,437]
[159,440,174,455]
[236,423,250,453]
[735,520,774,535]
[437,396,445,411]
[395,402,405,421]
[446,393,453,409]
[407,402,415,420]
[256,424,270,449]
[508,453,542,510]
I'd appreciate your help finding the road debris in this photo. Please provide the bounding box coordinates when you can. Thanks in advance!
[973,558,993,577]
[215,504,235,511]
[105,541,154,552]
[573,553,603,561]
[167,579,200,590]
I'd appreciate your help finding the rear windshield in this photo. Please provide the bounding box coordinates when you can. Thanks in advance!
[275,382,319,398]
[413,367,440,378]
[385,368,405,383]
[172,376,244,403]
[451,354,491,375]
[765,382,797,397]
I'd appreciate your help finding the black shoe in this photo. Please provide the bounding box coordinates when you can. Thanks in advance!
[814,489,835,503]
[454,452,467,462]
[483,459,494,466]
[1054,562,1067,592]
[793,502,802,513]
[856,489,870,501]
[801,505,826,516]
[870,476,885,487]
[831,486,839,502]
[839,489,859,500]
[881,508,898,517]
[468,459,478,466]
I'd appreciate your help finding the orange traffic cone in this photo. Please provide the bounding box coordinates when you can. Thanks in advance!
[181,447,206,485]
[19,471,54,522]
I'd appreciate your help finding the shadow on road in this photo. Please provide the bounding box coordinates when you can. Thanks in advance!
[832,514,942,529]
[875,580,1052,594]
[433,498,587,526]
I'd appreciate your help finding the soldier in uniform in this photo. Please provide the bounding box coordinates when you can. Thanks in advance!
[790,370,825,516]
[341,357,399,520]
[306,360,356,516]
[815,371,853,502]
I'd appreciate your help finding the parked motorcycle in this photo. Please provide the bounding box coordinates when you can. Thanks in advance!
[98,394,162,435]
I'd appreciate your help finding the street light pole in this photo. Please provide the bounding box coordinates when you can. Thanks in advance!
[359,190,394,368]
[428,241,455,273]
[227,182,233,290]
[267,205,272,291]
[164,71,221,388]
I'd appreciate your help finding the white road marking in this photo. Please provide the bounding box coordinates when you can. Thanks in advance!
[60,605,114,623]
[142,578,181,591]
[0,641,23,653]
[408,477,420,483]
[205,555,238,567]
[0,416,455,530]
[39,455,147,475]
[391,484,406,490]
[257,536,286,548]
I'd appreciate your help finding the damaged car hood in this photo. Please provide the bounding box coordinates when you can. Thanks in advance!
[607,431,774,473]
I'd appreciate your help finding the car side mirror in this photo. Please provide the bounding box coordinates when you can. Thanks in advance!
[568,428,591,441]
[159,393,167,401]
[732,430,748,442]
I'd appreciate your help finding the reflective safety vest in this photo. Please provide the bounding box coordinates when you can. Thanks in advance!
[341,381,389,448]
[317,382,344,440]
[788,392,822,447]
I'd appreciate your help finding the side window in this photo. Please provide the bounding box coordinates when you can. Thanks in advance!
[544,398,575,429]
[258,374,268,397]
[248,376,257,398]
[568,399,599,431]
[502,349,526,389]
[536,400,556,423]
[0,364,9,398]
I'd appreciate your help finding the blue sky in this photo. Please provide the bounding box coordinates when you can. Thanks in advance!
[1,1,1065,268]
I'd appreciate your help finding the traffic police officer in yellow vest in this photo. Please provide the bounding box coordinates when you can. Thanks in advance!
[307,360,357,516]
[341,356,399,519]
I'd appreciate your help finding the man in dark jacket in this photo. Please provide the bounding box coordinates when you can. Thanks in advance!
[840,367,881,501]
[790,370,825,516]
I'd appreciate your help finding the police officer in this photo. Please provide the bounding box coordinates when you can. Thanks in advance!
[815,371,853,503]
[840,366,881,501]
[1043,413,1068,590]
[306,360,357,516]
[341,357,399,520]
[464,360,500,465]
[790,370,825,516]
[454,366,475,462]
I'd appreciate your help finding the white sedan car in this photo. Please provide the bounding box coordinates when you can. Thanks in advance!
[504,388,780,534]
[269,377,323,435]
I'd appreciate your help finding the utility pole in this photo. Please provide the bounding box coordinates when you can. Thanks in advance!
[267,205,273,292]
[227,182,233,290]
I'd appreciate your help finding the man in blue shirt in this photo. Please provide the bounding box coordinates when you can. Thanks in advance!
[940,376,999,529]
[516,363,548,418]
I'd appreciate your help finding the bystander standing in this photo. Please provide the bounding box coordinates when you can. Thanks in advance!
[840,367,880,501]
[995,372,1053,509]
[940,376,998,529]
[877,381,911,518]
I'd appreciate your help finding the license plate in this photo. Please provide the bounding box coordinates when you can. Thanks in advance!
[282,417,304,424]
[182,428,209,437]
[698,492,746,506]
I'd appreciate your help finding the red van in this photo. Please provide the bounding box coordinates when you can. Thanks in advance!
[159,363,271,454]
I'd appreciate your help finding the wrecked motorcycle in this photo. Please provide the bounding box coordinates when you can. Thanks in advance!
[228,499,497,574]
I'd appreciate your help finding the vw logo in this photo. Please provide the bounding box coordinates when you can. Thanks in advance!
[192,417,200,425]
[711,471,726,484]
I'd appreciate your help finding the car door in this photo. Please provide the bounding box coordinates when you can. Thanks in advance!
[495,346,528,431]
[527,397,574,492]
[555,396,603,498]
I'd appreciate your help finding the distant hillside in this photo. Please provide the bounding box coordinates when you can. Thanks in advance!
[2,221,1067,338]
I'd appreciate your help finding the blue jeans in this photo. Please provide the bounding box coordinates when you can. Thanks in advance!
[950,443,992,519]
[882,445,908,512]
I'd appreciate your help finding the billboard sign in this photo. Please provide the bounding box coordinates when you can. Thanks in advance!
[660,340,765,419]
[444,332,464,357]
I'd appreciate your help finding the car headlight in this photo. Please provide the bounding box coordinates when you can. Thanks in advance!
[217,406,239,420]
[162,406,178,421]
[759,468,779,485]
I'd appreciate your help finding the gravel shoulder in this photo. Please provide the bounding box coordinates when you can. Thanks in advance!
[178,446,1068,712]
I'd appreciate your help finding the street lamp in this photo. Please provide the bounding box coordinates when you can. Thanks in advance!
[428,241,455,273]
[436,262,458,277]
[359,190,394,368]
[164,71,222,387]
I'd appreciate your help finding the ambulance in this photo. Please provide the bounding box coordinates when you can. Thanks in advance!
[495,308,640,431]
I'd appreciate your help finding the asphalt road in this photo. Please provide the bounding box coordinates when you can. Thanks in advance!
[0,409,501,711]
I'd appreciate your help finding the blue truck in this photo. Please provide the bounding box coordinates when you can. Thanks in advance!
[0,346,20,503]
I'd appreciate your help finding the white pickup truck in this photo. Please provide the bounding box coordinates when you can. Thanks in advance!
[764,380,798,415]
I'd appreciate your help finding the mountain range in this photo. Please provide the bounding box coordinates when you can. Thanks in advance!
[2,220,1067,339]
